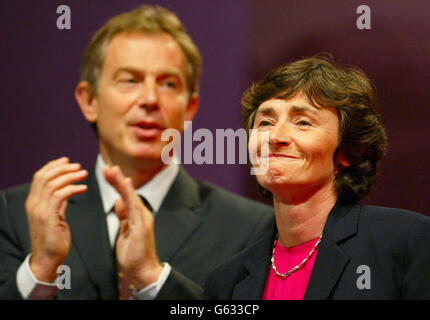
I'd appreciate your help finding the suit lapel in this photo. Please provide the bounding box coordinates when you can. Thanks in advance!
[232,224,276,299]
[66,168,117,299]
[230,203,359,300]
[304,202,360,299]
[154,167,202,261]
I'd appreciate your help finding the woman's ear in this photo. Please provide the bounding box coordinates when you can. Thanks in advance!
[75,81,98,123]
[336,149,351,168]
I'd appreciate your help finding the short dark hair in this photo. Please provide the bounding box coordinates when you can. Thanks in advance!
[80,4,202,135]
[81,4,201,96]
[242,56,388,203]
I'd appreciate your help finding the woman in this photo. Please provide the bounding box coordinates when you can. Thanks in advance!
[204,56,430,299]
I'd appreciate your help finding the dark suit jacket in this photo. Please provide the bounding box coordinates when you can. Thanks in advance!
[0,167,273,300]
[205,202,430,299]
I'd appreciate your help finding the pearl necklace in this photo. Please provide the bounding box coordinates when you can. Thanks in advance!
[271,234,322,278]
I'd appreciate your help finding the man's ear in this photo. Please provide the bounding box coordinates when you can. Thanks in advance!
[184,93,199,122]
[75,81,98,123]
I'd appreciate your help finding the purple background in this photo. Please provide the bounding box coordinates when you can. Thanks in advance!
[1,1,429,216]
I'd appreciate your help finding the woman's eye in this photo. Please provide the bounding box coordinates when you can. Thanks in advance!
[296,119,311,126]
[257,120,272,127]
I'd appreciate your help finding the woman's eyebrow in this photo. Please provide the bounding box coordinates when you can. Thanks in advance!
[290,105,321,114]
[256,106,275,117]
[255,103,321,120]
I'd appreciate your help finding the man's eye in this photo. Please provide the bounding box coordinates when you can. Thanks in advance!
[122,78,136,83]
[162,80,177,89]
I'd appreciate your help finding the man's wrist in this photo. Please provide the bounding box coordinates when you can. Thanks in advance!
[29,254,62,283]
[17,254,59,300]
[133,262,164,290]
[133,263,171,300]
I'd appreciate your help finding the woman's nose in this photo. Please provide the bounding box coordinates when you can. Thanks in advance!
[269,123,292,148]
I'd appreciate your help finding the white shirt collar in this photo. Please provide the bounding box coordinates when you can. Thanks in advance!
[95,154,179,214]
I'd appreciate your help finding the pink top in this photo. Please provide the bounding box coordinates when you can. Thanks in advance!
[262,236,320,300]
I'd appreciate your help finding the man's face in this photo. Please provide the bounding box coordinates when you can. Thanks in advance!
[249,94,340,199]
[89,32,197,165]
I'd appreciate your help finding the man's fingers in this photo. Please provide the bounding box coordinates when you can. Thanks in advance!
[52,184,88,209]
[33,157,71,182]
[42,163,83,184]
[44,156,70,169]
[30,157,68,192]
[114,198,127,220]
[58,200,68,221]
[51,157,69,164]
[31,161,83,195]
[104,166,134,204]
[104,166,124,194]
[116,199,130,238]
[104,166,134,219]
[44,170,88,196]
[118,219,129,238]
[33,163,85,205]
[28,184,87,221]
[105,166,147,223]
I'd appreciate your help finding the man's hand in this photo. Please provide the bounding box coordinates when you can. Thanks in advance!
[26,157,88,282]
[104,165,163,290]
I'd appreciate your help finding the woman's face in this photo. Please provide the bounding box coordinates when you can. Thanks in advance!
[249,94,341,199]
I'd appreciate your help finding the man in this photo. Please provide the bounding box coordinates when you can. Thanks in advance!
[0,5,273,299]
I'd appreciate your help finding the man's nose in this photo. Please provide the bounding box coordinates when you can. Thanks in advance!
[269,123,292,148]
[137,80,159,111]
